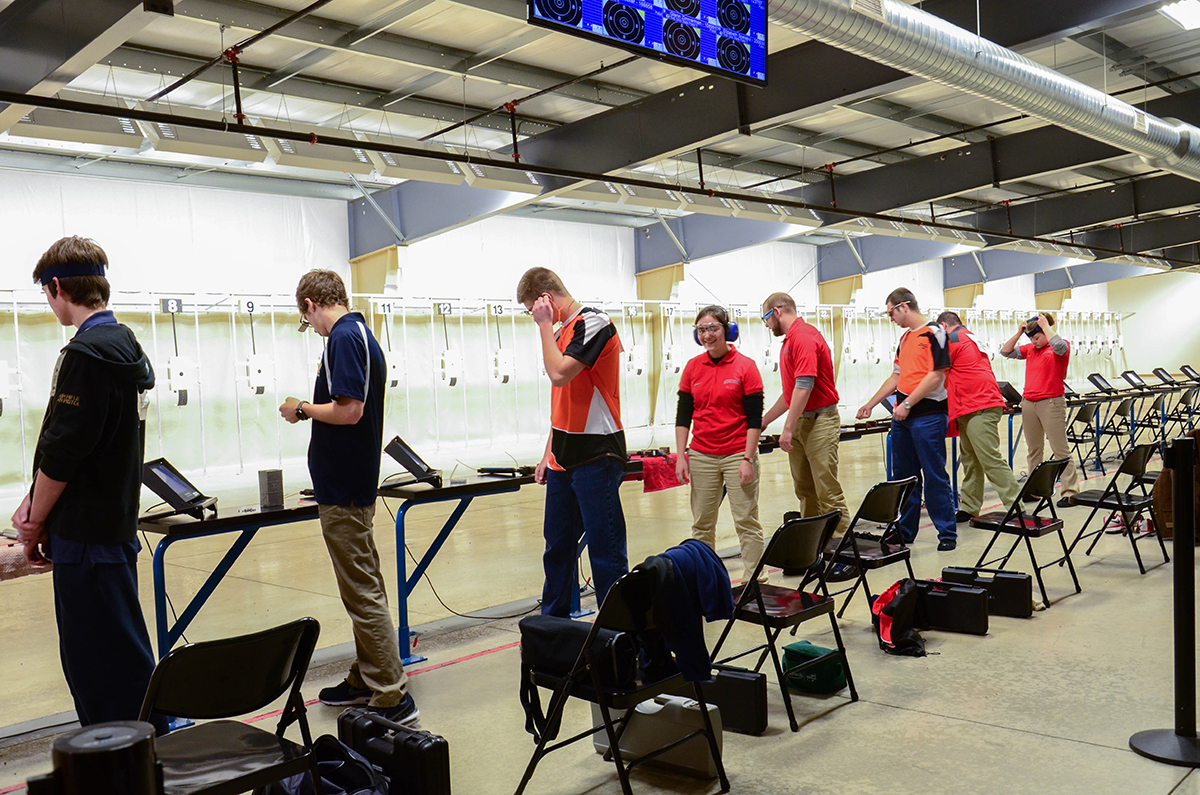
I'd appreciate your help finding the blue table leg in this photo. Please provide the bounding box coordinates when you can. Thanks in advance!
[951,436,959,506]
[152,527,259,657]
[570,538,594,619]
[885,432,894,480]
[394,497,476,666]
[1092,404,1106,471]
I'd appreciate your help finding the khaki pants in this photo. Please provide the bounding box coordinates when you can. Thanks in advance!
[1020,396,1080,498]
[319,503,407,708]
[957,406,1022,515]
[689,451,766,583]
[787,409,852,542]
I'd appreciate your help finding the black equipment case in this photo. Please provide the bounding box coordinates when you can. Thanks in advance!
[670,667,768,736]
[915,580,989,635]
[338,707,451,795]
[942,566,1034,619]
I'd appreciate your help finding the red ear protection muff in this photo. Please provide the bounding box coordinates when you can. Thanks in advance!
[693,321,740,345]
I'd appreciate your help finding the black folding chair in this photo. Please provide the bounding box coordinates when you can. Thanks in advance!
[1134,393,1168,446]
[709,511,857,732]
[1068,442,1170,574]
[823,477,919,618]
[970,459,1080,607]
[138,617,322,795]
[1065,401,1102,474]
[514,569,729,795]
[1165,386,1199,437]
[1097,398,1135,458]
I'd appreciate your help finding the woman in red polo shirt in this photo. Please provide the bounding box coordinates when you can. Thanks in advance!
[1001,312,1078,507]
[675,306,767,583]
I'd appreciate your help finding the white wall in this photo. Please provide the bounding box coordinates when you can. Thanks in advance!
[1109,270,1200,376]
[674,241,819,309]
[0,169,347,293]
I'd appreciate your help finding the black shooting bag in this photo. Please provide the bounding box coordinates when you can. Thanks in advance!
[518,614,639,742]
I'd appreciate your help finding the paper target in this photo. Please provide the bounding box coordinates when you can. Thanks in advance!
[535,0,582,27]
[717,36,750,73]
[603,1,645,42]
[663,19,701,59]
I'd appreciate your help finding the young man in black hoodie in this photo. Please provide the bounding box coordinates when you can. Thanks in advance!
[11,236,159,728]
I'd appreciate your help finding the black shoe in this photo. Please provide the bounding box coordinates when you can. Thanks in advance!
[319,679,371,706]
[368,693,421,729]
[937,540,957,552]
[955,510,973,523]
[1021,495,1038,504]
[1057,496,1075,508]
[824,563,859,583]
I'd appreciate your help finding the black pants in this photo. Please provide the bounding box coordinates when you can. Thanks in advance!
[53,556,158,727]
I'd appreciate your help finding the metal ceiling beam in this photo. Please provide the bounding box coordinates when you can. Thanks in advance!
[256,0,438,88]
[1078,212,1200,255]
[969,174,1200,237]
[1035,261,1163,293]
[818,236,976,283]
[1070,30,1200,95]
[173,0,642,109]
[516,0,1162,174]
[789,90,1200,216]
[943,249,1085,289]
[107,45,560,137]
[0,0,159,126]
[633,214,812,273]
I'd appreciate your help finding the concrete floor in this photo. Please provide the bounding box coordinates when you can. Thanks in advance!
[2,431,1196,795]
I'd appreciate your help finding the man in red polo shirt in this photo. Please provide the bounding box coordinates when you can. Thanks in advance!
[1001,312,1078,507]
[761,292,851,547]
[936,311,1021,521]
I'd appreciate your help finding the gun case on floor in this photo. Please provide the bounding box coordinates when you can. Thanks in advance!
[915,580,989,635]
[942,566,1034,618]
[338,707,451,795]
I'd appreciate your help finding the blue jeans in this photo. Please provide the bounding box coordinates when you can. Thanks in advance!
[542,456,629,617]
[890,412,957,544]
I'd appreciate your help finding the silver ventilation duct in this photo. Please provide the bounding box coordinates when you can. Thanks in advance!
[767,0,1200,182]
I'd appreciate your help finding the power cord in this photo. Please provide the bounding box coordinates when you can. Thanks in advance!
[381,496,539,621]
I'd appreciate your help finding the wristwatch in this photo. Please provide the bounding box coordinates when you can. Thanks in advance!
[295,401,311,421]
[901,400,913,410]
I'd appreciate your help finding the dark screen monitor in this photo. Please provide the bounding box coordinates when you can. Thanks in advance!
[997,381,1023,407]
[385,436,442,488]
[1153,367,1177,386]
[528,0,767,86]
[143,458,210,513]
[1063,382,1078,397]
[881,394,896,415]
[1121,370,1147,389]
[1088,373,1117,393]
[1183,365,1200,383]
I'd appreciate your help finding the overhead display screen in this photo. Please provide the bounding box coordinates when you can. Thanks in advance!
[529,0,767,86]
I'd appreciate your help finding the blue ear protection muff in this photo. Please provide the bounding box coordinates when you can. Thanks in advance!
[693,320,740,345]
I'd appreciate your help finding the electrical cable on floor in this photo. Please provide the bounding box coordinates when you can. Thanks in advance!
[381,496,539,621]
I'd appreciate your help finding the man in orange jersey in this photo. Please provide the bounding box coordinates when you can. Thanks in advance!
[857,288,958,550]
[517,267,628,616]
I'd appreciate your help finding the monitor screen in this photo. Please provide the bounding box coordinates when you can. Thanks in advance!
[151,463,201,503]
[1121,370,1146,388]
[385,436,442,488]
[142,457,207,511]
[528,0,767,86]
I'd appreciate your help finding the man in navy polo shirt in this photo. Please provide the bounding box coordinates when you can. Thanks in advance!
[280,270,417,727]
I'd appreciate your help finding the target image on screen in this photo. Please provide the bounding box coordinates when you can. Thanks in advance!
[529,0,766,86]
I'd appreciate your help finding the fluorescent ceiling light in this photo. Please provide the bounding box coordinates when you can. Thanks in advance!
[259,123,376,176]
[360,135,466,186]
[840,216,987,247]
[137,102,269,163]
[1161,0,1200,29]
[562,180,626,204]
[6,90,143,150]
